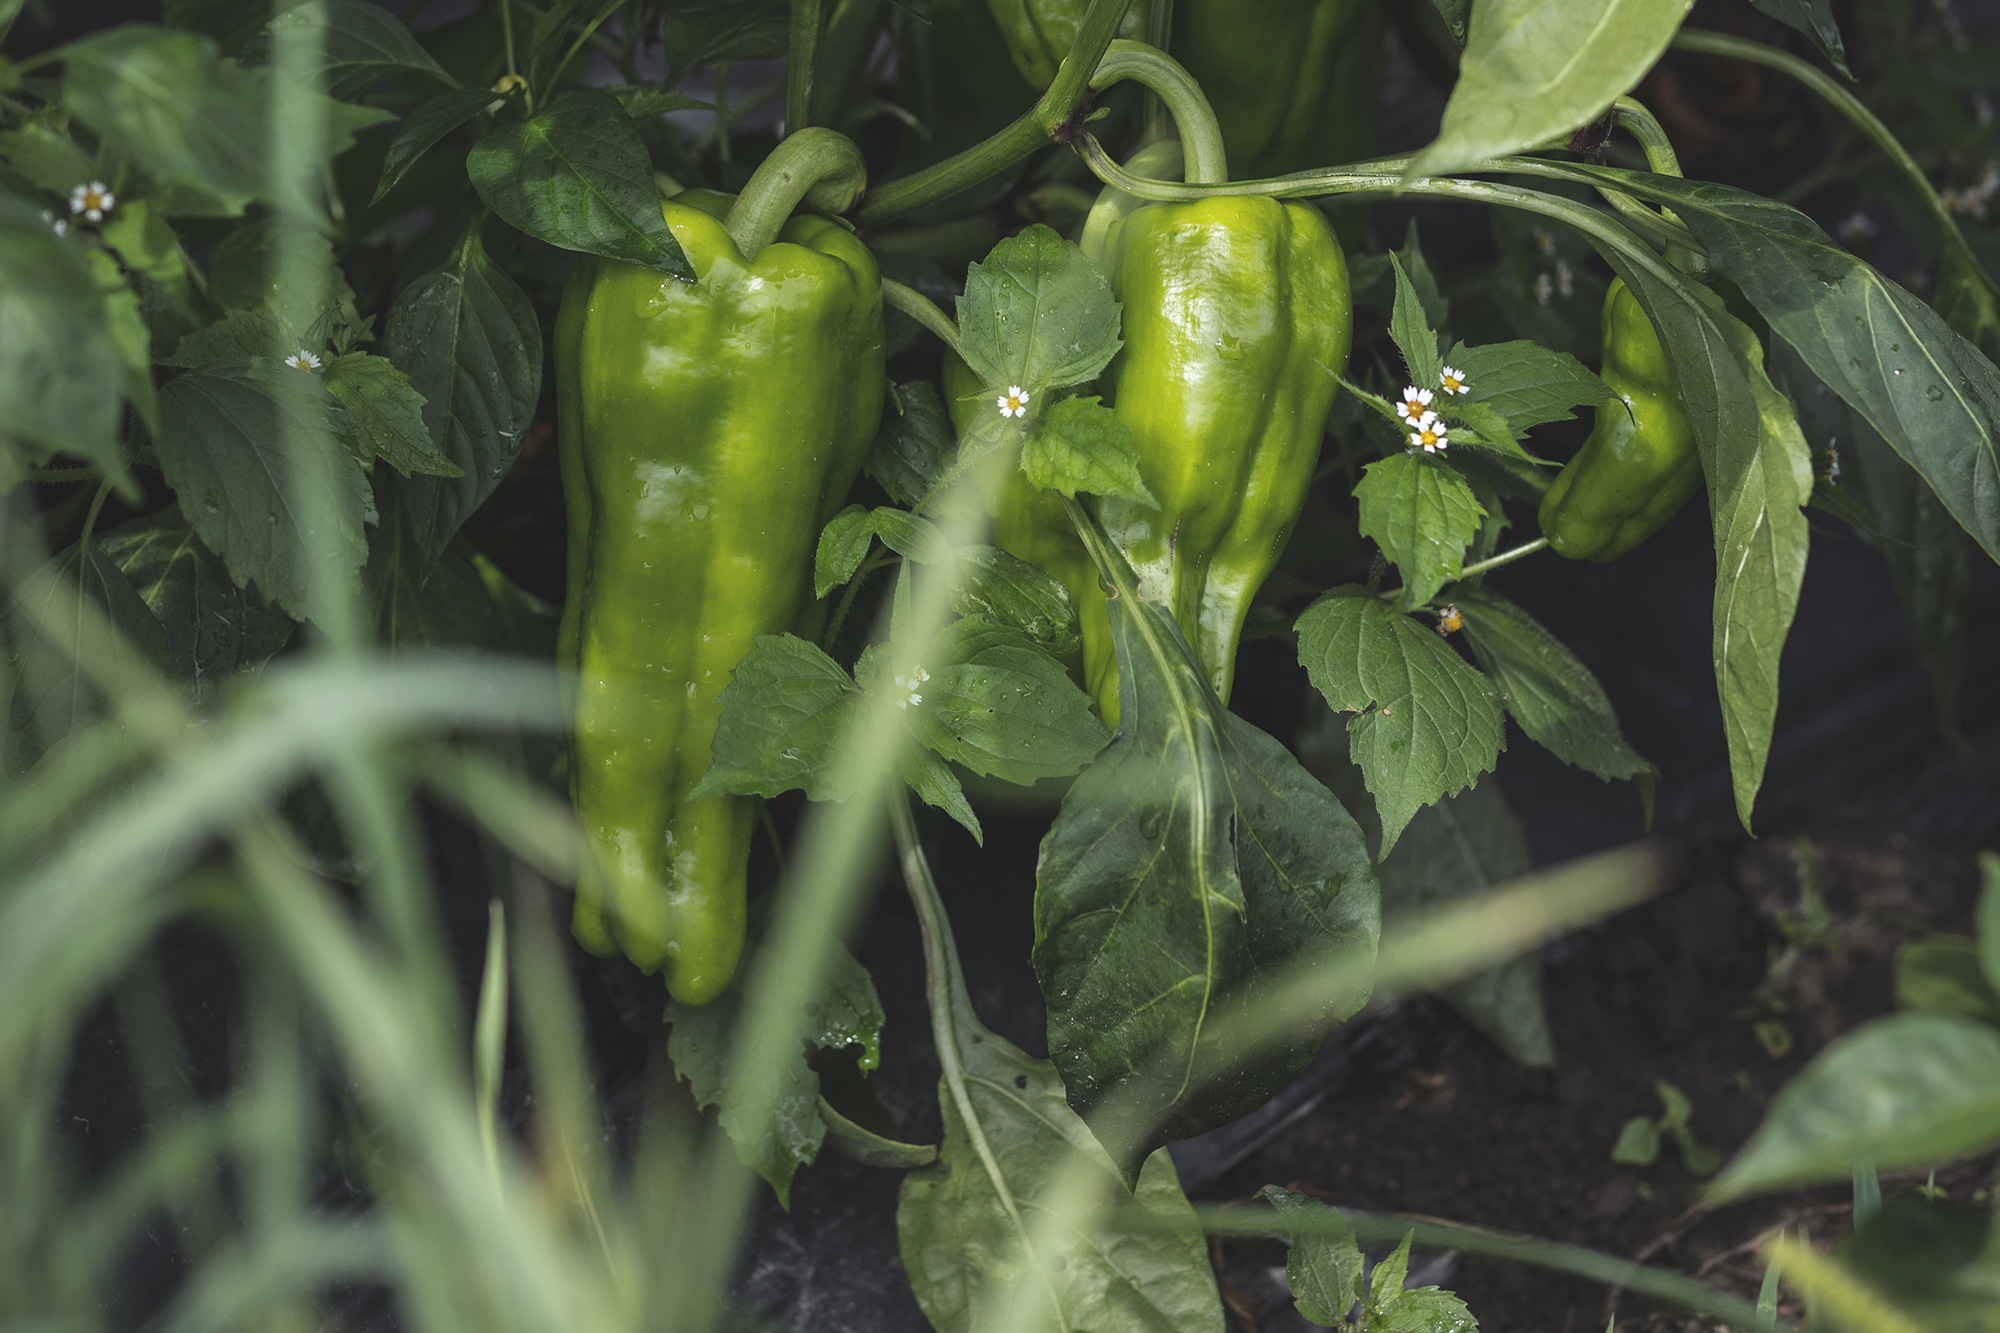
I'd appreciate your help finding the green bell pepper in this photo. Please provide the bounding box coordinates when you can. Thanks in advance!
[556,130,883,1004]
[1538,277,1701,562]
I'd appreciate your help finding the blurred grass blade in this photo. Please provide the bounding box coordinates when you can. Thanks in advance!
[476,899,509,1183]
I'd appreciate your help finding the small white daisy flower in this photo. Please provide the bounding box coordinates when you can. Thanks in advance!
[285,349,322,372]
[1408,413,1448,454]
[1532,272,1554,306]
[1532,226,1555,256]
[1555,259,1574,298]
[996,385,1030,418]
[69,181,114,222]
[1394,386,1433,423]
[1438,366,1469,396]
[894,667,930,709]
[41,209,67,238]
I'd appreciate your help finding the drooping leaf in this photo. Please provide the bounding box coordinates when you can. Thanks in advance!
[373,86,493,204]
[1453,590,1650,784]
[1021,395,1156,504]
[659,0,791,75]
[1037,514,1379,1180]
[1711,1013,2000,1201]
[668,934,884,1206]
[1355,453,1485,612]
[898,882,1221,1332]
[154,360,373,620]
[1295,586,1504,856]
[379,226,543,567]
[99,199,190,290]
[690,634,861,803]
[1406,0,1690,180]
[956,224,1122,395]
[0,122,99,193]
[324,353,461,478]
[95,510,294,704]
[0,197,128,484]
[903,618,1107,785]
[864,380,954,510]
[817,1098,936,1168]
[1745,0,1850,78]
[466,88,693,278]
[260,0,456,99]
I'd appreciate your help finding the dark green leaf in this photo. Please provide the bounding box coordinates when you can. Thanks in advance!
[864,381,953,509]
[1389,251,1442,392]
[1375,1278,1477,1331]
[526,0,631,90]
[1612,1116,1660,1165]
[951,547,1079,658]
[1711,1013,2000,1200]
[466,88,692,278]
[1444,338,1613,431]
[158,308,288,368]
[96,510,294,704]
[902,746,981,843]
[690,633,860,802]
[262,0,456,99]
[154,360,372,619]
[0,198,128,484]
[605,84,715,118]
[817,1097,935,1168]
[814,504,875,598]
[1427,0,1469,45]
[906,618,1107,785]
[1454,589,1650,783]
[0,123,97,193]
[205,217,359,325]
[1895,937,2000,1024]
[373,86,493,205]
[659,0,790,76]
[1037,526,1379,1180]
[1020,395,1155,504]
[1261,1186,1364,1324]
[1295,586,1504,856]
[364,519,492,650]
[99,199,190,291]
[1396,219,1449,331]
[869,507,954,566]
[379,226,543,567]
[898,891,1220,1331]
[956,225,1122,395]
[324,353,460,478]
[1745,0,1850,77]
[1355,453,1485,612]
[668,937,884,1205]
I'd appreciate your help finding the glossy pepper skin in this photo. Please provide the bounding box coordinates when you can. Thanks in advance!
[1170,0,1382,179]
[557,188,884,1004]
[1538,277,1700,562]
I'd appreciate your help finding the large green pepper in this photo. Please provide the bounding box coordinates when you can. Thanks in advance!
[556,131,883,1004]
[1538,277,1700,562]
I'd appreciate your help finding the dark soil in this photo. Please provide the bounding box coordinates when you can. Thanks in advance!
[1210,825,1993,1332]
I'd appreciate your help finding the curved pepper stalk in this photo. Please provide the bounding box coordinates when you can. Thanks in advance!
[557,132,883,1004]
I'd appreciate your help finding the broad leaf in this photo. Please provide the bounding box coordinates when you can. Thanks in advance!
[956,225,1122,395]
[898,882,1220,1332]
[379,226,543,567]
[1355,453,1485,612]
[691,634,860,803]
[324,353,460,478]
[262,0,455,99]
[1711,1013,2000,1200]
[668,937,883,1207]
[1445,338,1613,430]
[1020,395,1155,504]
[0,199,128,484]
[1295,586,1504,856]
[466,88,693,278]
[1037,514,1379,1180]
[364,507,493,651]
[951,547,1080,658]
[159,308,288,368]
[374,86,492,204]
[1407,0,1690,179]
[1745,0,1850,78]
[154,360,372,620]
[1454,590,1650,783]
[904,618,1107,785]
[96,511,294,704]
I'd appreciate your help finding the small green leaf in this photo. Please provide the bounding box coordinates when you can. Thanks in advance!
[1355,453,1485,612]
[1444,338,1613,431]
[1369,1232,1416,1310]
[905,618,1107,786]
[691,634,860,802]
[864,381,953,509]
[901,746,981,843]
[1613,1115,1661,1166]
[373,86,493,204]
[466,88,694,278]
[604,84,716,118]
[1261,1186,1364,1324]
[159,308,288,368]
[1295,587,1504,856]
[1389,251,1442,392]
[324,353,461,478]
[814,504,875,598]
[956,224,1122,395]
[1746,0,1850,77]
[869,508,954,566]
[1020,395,1156,505]
[1376,1282,1478,1332]
[951,547,1080,659]
[1454,590,1650,783]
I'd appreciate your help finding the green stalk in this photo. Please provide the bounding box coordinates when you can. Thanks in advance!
[1455,536,1548,580]
[722,127,867,256]
[1088,40,1227,184]
[855,0,1134,227]
[1673,28,2000,303]
[786,0,823,134]
[881,277,961,351]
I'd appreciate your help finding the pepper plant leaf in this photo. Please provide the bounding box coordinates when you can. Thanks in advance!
[324,353,461,478]
[259,0,457,100]
[814,505,875,598]
[1037,507,1379,1181]
[1444,338,1614,431]
[905,618,1107,785]
[1355,452,1485,612]
[950,547,1079,658]
[955,224,1122,396]
[1295,585,1504,856]
[898,861,1220,1332]
[1406,0,1689,180]
[1020,395,1155,504]
[1453,589,1650,784]
[1745,0,1851,78]
[374,86,493,204]
[466,88,694,278]
[380,226,543,569]
[864,380,954,509]
[691,633,862,803]
[1261,1186,1365,1324]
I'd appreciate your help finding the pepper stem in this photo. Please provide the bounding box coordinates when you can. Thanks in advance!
[1611,97,1682,178]
[1088,40,1228,185]
[722,127,867,258]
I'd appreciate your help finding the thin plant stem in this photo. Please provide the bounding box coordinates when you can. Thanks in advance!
[881,278,960,351]
[1088,40,1227,184]
[1457,536,1549,579]
[786,0,823,134]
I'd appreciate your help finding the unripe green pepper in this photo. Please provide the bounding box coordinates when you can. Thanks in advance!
[1538,277,1701,562]
[556,132,883,1004]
